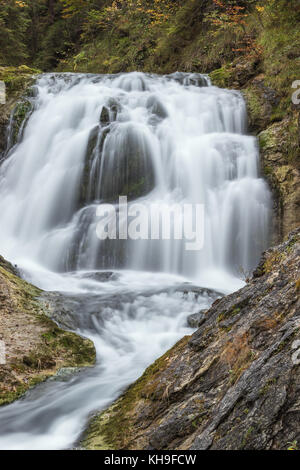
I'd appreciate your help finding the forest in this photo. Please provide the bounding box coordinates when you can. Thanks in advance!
[0,1,295,72]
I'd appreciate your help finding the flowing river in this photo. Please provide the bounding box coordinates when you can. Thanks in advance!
[0,72,271,449]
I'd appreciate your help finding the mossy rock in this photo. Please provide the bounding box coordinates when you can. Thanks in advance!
[0,66,40,98]
[80,123,155,204]
[8,98,33,148]
[0,66,40,156]
[0,262,96,407]
[99,125,155,202]
[0,255,18,276]
[210,66,234,88]
[100,106,110,126]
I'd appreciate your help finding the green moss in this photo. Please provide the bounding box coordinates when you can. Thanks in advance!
[263,250,283,274]
[259,130,272,151]
[270,105,285,123]
[217,301,247,326]
[0,265,41,301]
[10,99,33,147]
[121,177,147,200]
[0,256,18,276]
[0,66,40,98]
[241,426,254,449]
[210,66,233,88]
[0,373,52,407]
[243,87,266,129]
[259,10,300,117]
[259,378,277,396]
[263,165,272,176]
[0,383,28,407]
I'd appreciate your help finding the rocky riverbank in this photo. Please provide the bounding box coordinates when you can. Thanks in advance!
[83,228,300,450]
[0,257,96,407]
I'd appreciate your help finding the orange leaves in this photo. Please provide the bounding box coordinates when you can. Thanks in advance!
[99,0,177,29]
[61,0,91,19]
[205,1,263,59]
[210,0,248,28]
[15,0,27,7]
[61,0,179,35]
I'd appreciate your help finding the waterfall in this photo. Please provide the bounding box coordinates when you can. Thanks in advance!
[0,72,271,289]
[0,72,272,450]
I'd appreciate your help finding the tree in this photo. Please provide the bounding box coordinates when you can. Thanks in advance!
[0,0,29,66]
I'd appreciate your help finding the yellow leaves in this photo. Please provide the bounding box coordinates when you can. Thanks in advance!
[15,0,27,7]
[97,0,175,28]
[256,6,265,13]
[207,0,248,30]
[287,440,298,450]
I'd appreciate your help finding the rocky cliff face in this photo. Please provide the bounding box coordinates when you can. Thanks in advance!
[83,228,300,450]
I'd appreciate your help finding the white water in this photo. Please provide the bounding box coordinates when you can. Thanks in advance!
[0,72,271,449]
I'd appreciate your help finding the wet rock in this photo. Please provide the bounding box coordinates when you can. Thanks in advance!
[259,118,300,241]
[230,66,300,243]
[187,311,207,328]
[80,271,120,282]
[86,125,101,157]
[106,98,120,122]
[210,57,259,90]
[100,106,110,126]
[166,72,209,87]
[7,98,33,150]
[210,58,299,243]
[51,367,82,381]
[243,75,279,134]
[0,66,39,159]
[98,123,155,202]
[79,125,110,205]
[147,95,168,124]
[83,229,300,450]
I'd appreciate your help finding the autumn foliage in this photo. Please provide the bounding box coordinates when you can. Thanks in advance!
[205,0,263,58]
[0,0,296,72]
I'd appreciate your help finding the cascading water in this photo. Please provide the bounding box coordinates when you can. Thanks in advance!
[0,72,271,449]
